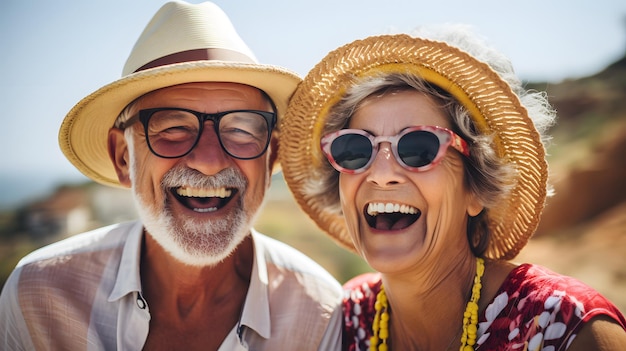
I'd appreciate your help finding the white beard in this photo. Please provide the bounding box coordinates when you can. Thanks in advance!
[128,145,251,266]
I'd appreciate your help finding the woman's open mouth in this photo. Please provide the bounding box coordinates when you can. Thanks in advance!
[173,186,237,213]
[364,202,421,231]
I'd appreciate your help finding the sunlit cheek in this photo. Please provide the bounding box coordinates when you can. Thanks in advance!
[240,158,269,218]
[129,147,170,213]
[429,161,471,248]
[447,159,476,221]
[435,193,461,234]
[245,182,265,219]
[339,175,362,248]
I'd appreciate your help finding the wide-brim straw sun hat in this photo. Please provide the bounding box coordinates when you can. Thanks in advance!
[279,33,548,260]
[59,1,301,188]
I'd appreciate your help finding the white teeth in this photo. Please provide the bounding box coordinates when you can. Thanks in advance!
[176,187,232,198]
[377,203,385,213]
[193,207,218,213]
[385,203,394,212]
[367,202,418,216]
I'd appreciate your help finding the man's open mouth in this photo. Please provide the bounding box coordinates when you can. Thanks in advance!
[173,186,237,213]
[364,202,421,231]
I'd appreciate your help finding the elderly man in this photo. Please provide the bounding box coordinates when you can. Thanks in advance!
[0,2,341,350]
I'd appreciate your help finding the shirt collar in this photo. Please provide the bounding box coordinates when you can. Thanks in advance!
[238,229,271,339]
[106,223,273,339]
[109,221,144,302]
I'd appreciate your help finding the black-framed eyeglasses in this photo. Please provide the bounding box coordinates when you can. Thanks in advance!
[119,107,276,159]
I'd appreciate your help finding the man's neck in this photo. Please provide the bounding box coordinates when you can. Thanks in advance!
[139,232,254,350]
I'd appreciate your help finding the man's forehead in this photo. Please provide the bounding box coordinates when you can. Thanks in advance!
[132,82,271,110]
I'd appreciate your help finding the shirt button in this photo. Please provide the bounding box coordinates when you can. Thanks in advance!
[136,294,147,309]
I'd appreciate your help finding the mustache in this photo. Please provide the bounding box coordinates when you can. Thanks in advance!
[161,166,247,191]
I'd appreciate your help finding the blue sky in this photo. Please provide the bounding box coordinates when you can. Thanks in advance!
[1,0,625,207]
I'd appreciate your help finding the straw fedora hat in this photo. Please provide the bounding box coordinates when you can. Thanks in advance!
[59,1,301,188]
[279,33,548,260]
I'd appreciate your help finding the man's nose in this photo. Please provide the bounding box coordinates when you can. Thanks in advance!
[184,124,233,175]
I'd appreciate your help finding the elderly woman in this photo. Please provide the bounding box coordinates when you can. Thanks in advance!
[279,26,626,350]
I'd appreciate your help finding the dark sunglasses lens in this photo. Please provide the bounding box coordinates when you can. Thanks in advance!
[398,131,440,168]
[331,133,373,170]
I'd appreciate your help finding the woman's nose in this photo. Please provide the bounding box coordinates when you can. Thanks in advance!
[365,143,406,187]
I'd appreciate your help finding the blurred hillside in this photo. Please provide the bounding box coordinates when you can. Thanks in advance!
[517,53,626,311]
[1,53,625,313]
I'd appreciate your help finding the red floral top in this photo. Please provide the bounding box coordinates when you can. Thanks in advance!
[343,264,626,351]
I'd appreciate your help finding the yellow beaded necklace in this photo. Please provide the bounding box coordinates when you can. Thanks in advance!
[370,257,485,351]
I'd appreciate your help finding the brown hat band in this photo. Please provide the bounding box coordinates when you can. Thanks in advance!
[135,48,256,72]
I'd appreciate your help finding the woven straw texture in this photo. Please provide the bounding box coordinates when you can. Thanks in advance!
[279,34,547,260]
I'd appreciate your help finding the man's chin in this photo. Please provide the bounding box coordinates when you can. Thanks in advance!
[132,187,250,266]
[143,214,248,267]
[160,239,233,267]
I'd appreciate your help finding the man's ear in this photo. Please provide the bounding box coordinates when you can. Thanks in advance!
[108,128,132,188]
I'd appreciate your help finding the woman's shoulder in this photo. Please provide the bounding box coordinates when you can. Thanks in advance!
[477,262,626,349]
[342,272,382,349]
[343,272,382,292]
[342,272,382,311]
[502,263,620,307]
[493,263,625,323]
